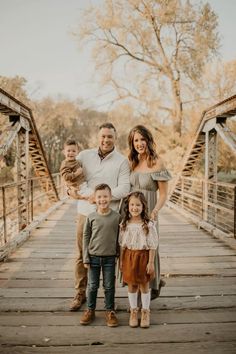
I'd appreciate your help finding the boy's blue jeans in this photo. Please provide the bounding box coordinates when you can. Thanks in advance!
[87,255,116,311]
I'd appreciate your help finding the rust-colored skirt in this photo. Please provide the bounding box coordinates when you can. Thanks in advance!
[122,248,155,285]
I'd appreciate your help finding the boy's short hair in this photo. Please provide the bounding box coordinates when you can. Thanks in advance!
[64,138,78,148]
[94,183,111,194]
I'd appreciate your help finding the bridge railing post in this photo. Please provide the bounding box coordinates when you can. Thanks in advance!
[203,179,208,222]
[181,177,184,209]
[234,186,236,239]
[30,179,34,222]
[2,186,7,244]
[201,180,205,220]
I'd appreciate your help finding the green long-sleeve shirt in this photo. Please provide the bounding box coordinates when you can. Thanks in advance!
[83,209,121,264]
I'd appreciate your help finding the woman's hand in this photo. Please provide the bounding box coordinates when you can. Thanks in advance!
[84,264,90,270]
[119,260,123,271]
[150,209,158,221]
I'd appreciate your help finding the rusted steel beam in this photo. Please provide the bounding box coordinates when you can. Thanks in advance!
[215,122,236,154]
[2,186,7,244]
[0,88,30,119]
[234,186,236,239]
[0,121,21,157]
[16,130,28,230]
[203,95,236,122]
[169,95,236,238]
[0,88,59,202]
[0,115,30,158]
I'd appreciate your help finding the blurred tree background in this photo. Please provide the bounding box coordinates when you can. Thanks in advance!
[1,0,236,185]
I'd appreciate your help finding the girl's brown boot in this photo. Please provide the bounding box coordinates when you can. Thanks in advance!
[129,308,139,327]
[140,309,150,328]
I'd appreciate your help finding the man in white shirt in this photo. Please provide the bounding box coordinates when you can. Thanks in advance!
[69,122,130,311]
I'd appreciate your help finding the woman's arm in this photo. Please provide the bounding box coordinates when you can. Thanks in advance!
[150,180,168,220]
[119,246,124,270]
[146,249,155,275]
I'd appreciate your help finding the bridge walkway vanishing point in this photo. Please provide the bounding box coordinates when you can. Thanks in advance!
[0,199,236,354]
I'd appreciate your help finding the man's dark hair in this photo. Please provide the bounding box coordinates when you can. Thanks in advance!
[99,122,116,132]
[94,183,111,194]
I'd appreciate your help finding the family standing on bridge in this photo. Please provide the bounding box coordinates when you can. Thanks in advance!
[60,123,171,328]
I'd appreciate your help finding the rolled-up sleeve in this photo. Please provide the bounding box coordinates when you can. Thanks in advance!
[111,159,130,200]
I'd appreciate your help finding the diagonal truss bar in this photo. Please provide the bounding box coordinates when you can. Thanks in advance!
[215,122,236,154]
[0,88,59,202]
[169,95,236,200]
[0,121,21,157]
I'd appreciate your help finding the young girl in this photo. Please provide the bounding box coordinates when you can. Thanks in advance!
[119,191,159,328]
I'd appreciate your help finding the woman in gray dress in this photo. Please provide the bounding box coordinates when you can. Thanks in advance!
[128,125,171,299]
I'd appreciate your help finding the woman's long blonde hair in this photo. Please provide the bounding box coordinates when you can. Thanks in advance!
[128,125,158,170]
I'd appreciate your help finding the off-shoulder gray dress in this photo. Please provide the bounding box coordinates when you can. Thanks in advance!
[130,169,172,295]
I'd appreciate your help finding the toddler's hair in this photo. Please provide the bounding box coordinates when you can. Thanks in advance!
[94,183,111,194]
[64,138,78,148]
[121,191,150,235]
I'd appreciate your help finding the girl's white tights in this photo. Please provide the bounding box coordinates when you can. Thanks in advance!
[141,290,151,310]
[128,292,138,309]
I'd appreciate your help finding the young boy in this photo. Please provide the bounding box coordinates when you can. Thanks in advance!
[60,138,86,196]
[80,183,121,327]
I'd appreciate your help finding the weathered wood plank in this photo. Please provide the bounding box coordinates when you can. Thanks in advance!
[0,323,235,346]
[1,284,236,298]
[3,255,236,266]
[2,256,236,269]
[1,266,236,278]
[0,342,235,354]
[0,271,74,280]
[0,202,236,353]
[0,309,235,326]
[15,243,232,254]
[0,296,235,312]
[1,276,235,288]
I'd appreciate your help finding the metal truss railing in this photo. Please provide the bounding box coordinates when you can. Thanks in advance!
[0,173,64,247]
[169,176,235,238]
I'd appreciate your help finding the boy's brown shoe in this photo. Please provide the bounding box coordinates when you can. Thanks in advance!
[105,310,118,327]
[70,293,86,311]
[140,309,150,328]
[80,309,95,325]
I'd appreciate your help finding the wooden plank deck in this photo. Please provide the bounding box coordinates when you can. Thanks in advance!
[0,199,236,354]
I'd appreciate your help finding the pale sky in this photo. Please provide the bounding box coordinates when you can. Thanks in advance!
[0,0,236,110]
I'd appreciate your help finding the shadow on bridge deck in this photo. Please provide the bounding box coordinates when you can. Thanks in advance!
[0,200,236,353]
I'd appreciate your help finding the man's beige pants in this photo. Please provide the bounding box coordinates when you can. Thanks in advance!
[74,214,87,296]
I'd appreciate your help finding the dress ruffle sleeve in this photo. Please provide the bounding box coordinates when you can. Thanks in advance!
[151,169,172,182]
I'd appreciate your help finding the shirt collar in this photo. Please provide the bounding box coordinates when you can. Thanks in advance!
[98,147,115,160]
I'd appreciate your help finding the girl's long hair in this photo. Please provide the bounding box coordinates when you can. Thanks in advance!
[120,191,150,235]
[128,125,158,171]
